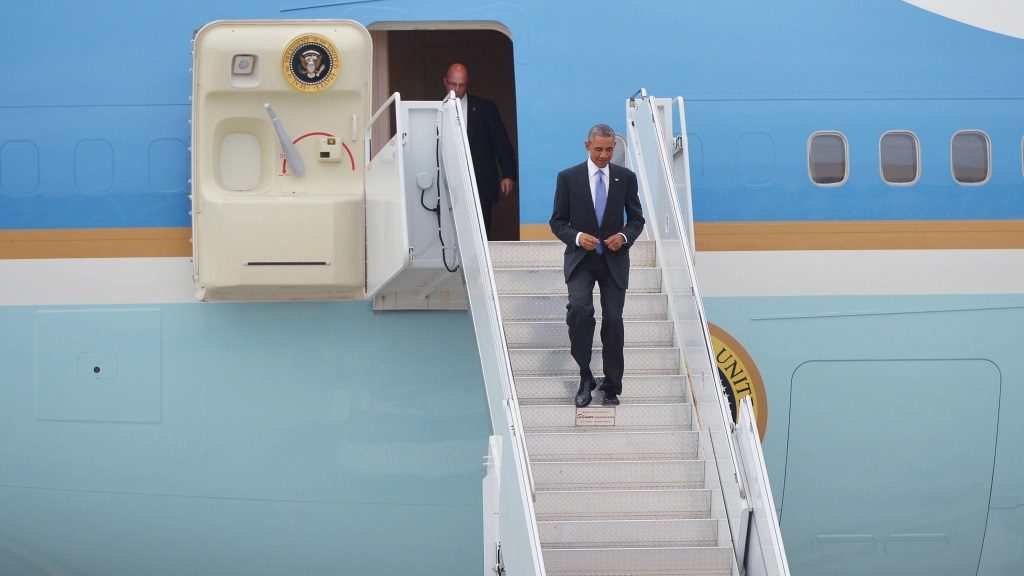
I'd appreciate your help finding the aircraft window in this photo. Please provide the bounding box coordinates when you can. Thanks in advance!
[879,131,920,185]
[808,132,848,185]
[951,130,990,185]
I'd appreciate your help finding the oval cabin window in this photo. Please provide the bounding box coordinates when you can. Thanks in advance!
[808,132,848,186]
[951,131,991,185]
[880,131,920,185]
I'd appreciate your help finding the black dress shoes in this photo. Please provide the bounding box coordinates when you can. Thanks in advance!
[602,391,620,406]
[575,378,597,408]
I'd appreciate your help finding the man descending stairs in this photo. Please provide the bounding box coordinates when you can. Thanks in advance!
[491,239,736,576]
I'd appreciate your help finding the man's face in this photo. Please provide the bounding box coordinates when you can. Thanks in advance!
[586,135,615,168]
[443,68,468,99]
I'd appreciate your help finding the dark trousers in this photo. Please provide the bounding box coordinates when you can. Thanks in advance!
[566,252,626,394]
[480,196,494,238]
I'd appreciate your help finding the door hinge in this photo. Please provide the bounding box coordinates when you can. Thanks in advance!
[493,542,505,575]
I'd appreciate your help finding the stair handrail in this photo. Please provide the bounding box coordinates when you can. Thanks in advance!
[737,396,791,575]
[437,92,545,575]
[364,91,411,298]
[626,91,788,574]
[626,91,746,497]
[633,92,746,498]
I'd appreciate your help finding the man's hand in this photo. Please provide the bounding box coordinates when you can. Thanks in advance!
[604,234,626,252]
[500,178,515,198]
[579,233,601,251]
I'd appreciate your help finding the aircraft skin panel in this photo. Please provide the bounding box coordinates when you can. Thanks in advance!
[3,250,1024,307]
[0,258,195,306]
[3,1,1024,230]
[696,250,1024,297]
[684,98,1024,224]
[0,487,483,575]
[704,294,1024,576]
[0,301,490,575]
[0,106,191,229]
[784,358,998,576]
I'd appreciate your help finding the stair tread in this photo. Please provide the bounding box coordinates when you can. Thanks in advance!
[496,266,661,271]
[536,512,720,549]
[515,374,688,405]
[535,488,713,522]
[521,403,692,433]
[540,485,708,491]
[504,319,676,325]
[507,342,705,349]
[527,430,700,462]
[494,267,662,295]
[543,545,735,576]
[488,240,657,270]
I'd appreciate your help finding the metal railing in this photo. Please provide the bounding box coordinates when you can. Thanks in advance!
[737,396,791,575]
[626,89,790,576]
[436,93,545,576]
[364,92,411,297]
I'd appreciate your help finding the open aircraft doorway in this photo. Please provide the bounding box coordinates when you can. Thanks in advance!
[368,23,520,240]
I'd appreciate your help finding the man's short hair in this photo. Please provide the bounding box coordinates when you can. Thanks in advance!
[588,124,616,141]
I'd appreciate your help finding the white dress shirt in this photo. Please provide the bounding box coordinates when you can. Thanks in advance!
[588,158,609,205]
[575,159,627,247]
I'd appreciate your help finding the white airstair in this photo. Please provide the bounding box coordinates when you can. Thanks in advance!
[491,238,735,575]
[369,89,789,576]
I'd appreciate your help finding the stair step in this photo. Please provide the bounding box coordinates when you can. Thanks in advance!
[534,488,712,521]
[500,292,669,322]
[543,545,734,576]
[527,430,699,461]
[538,518,719,549]
[504,320,675,348]
[510,347,681,377]
[532,459,706,491]
[521,403,691,432]
[488,240,657,269]
[494,267,662,295]
[516,375,688,405]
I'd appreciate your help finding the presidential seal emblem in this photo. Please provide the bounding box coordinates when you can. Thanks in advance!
[708,323,768,439]
[282,34,340,92]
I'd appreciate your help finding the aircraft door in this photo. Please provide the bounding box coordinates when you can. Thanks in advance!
[191,21,372,300]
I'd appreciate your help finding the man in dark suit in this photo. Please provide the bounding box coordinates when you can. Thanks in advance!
[550,124,645,407]
[443,63,517,238]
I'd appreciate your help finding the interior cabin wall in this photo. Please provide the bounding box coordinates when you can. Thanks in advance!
[383,28,520,240]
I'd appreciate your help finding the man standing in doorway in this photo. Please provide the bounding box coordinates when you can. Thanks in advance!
[550,124,645,407]
[443,62,517,238]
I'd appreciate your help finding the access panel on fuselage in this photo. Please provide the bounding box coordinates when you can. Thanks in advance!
[783,359,998,576]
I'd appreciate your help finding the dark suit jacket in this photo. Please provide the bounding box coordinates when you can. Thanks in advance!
[549,161,645,289]
[466,94,516,204]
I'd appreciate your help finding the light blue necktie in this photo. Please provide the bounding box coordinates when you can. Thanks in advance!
[594,169,607,253]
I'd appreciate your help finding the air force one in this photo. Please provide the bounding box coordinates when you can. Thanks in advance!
[1,1,1022,575]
